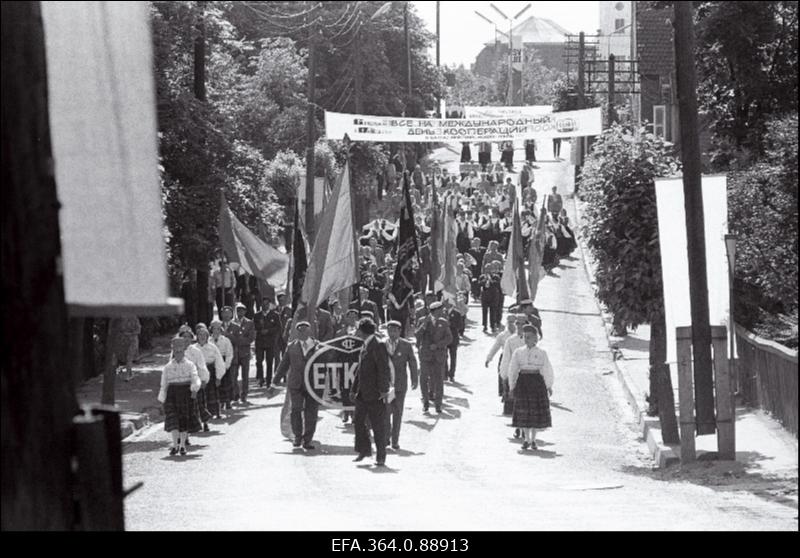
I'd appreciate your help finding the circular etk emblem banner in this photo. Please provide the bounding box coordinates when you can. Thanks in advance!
[304,335,364,411]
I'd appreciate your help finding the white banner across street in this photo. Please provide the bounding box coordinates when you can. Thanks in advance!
[324,107,602,143]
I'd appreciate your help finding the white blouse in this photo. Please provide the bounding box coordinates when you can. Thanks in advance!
[193,342,226,380]
[499,334,525,380]
[507,345,554,391]
[158,358,201,403]
[211,334,234,370]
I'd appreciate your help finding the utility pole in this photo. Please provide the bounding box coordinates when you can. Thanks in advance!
[305,22,318,239]
[2,0,75,529]
[673,2,715,436]
[436,0,440,115]
[607,53,616,126]
[575,31,586,189]
[354,18,363,113]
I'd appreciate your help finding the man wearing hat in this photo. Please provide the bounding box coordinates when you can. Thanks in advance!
[384,320,418,450]
[351,318,392,466]
[415,301,452,413]
[293,304,336,342]
[443,298,464,382]
[517,299,543,337]
[353,287,381,328]
[273,321,320,450]
[232,303,256,404]
[336,307,360,337]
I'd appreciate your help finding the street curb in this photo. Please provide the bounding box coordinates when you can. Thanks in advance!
[120,412,151,443]
[569,196,679,468]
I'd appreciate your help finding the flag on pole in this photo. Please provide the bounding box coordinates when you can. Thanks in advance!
[429,175,441,291]
[289,202,308,313]
[436,192,459,300]
[501,196,530,300]
[389,171,419,308]
[528,202,549,302]
[219,193,289,287]
[301,163,360,308]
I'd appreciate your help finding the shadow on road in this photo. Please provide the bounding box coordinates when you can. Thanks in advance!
[448,381,474,395]
[356,464,399,474]
[124,440,171,454]
[443,395,470,409]
[161,454,203,462]
[618,457,799,511]
[550,401,574,413]
[406,419,437,432]
[519,448,561,459]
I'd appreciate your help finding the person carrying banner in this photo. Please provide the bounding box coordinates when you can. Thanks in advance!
[273,321,320,450]
[415,301,452,414]
[351,319,392,466]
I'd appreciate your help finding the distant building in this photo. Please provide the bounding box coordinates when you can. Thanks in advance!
[473,16,571,79]
[599,1,632,60]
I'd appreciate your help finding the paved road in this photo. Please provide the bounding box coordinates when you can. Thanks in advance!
[123,154,797,531]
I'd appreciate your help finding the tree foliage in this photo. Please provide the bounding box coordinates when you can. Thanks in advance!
[728,114,798,344]
[694,1,798,168]
[579,125,682,328]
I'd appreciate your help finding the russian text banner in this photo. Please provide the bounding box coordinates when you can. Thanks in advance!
[463,105,552,119]
[324,107,602,143]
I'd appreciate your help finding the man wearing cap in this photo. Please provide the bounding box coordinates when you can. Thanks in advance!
[384,320,418,450]
[232,303,256,404]
[254,298,282,389]
[443,298,464,382]
[273,321,320,450]
[293,304,336,342]
[336,308,360,337]
[517,299,543,338]
[415,301,452,413]
[351,319,392,466]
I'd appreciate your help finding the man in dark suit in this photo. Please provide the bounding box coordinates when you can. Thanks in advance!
[350,319,392,466]
[415,301,452,413]
[233,303,256,404]
[354,287,381,327]
[383,321,418,450]
[443,298,464,382]
[254,297,282,389]
[273,321,319,450]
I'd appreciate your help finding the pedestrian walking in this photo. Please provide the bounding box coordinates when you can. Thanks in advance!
[525,139,537,163]
[415,301,452,413]
[118,314,141,382]
[460,141,472,163]
[351,319,392,466]
[159,336,201,456]
[273,321,320,450]
[508,324,554,450]
[254,297,282,389]
[552,137,562,159]
[209,319,234,413]
[485,314,518,398]
[547,186,563,221]
[383,321,419,451]
[444,298,464,382]
[232,303,255,404]
[177,325,211,436]
[193,324,225,421]
[499,315,527,424]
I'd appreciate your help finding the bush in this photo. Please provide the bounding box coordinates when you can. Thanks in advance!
[579,124,681,328]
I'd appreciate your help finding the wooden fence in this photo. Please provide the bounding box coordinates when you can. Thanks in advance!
[735,324,798,435]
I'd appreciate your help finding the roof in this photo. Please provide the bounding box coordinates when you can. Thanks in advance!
[636,3,674,76]
[492,15,571,45]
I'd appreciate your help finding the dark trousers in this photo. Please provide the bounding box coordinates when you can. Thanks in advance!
[553,138,562,158]
[492,300,502,330]
[289,388,319,444]
[419,358,445,408]
[384,390,407,447]
[255,341,277,385]
[447,344,458,380]
[354,398,387,462]
[215,288,234,316]
[233,349,251,400]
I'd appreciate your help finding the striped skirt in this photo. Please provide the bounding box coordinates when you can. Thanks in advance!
[195,385,213,425]
[501,377,514,416]
[218,365,233,406]
[164,383,201,433]
[511,373,551,429]
[204,363,220,417]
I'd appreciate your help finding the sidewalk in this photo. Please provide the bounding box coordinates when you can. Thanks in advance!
[75,333,173,441]
[571,196,798,503]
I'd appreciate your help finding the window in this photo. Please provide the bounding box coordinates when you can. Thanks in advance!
[615,18,626,30]
[615,2,626,10]
[653,105,666,138]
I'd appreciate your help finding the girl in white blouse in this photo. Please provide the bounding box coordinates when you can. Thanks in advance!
[508,324,554,450]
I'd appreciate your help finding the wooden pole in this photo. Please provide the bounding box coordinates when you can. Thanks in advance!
[1,0,77,529]
[676,326,696,462]
[306,22,318,239]
[674,2,716,435]
[194,0,210,326]
[711,326,735,459]
[607,54,616,126]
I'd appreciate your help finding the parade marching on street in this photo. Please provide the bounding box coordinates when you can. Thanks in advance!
[121,147,797,531]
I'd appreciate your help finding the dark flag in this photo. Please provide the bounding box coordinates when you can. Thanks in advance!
[290,202,308,314]
[389,172,420,308]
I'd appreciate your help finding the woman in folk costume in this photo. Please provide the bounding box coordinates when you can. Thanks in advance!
[542,216,560,271]
[193,324,226,420]
[209,320,234,410]
[177,325,211,436]
[159,336,202,456]
[508,324,554,450]
[557,208,578,256]
[498,314,529,427]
